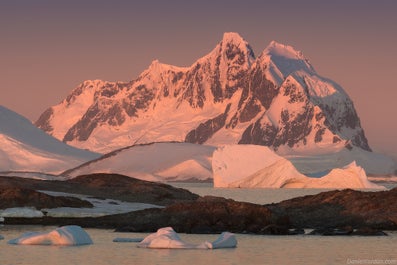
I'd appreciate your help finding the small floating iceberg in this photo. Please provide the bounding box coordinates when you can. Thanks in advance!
[8,225,93,246]
[137,227,237,249]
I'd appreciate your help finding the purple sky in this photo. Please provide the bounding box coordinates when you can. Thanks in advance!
[1,0,396,160]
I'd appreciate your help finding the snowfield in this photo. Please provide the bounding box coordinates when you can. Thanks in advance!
[64,142,216,182]
[0,105,100,174]
[0,190,163,219]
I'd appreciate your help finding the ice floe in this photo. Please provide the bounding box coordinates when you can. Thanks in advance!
[8,225,93,246]
[137,227,237,249]
[113,237,144,243]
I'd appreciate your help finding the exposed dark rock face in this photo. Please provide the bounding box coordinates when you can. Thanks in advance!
[0,187,93,209]
[239,119,277,146]
[185,104,231,144]
[34,108,54,133]
[238,76,336,150]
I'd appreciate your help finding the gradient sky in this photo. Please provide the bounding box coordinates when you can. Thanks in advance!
[1,0,396,160]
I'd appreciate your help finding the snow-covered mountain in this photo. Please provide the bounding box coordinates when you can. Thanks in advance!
[36,32,370,157]
[0,105,100,174]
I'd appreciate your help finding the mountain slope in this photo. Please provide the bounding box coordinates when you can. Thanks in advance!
[36,32,370,158]
[0,105,100,174]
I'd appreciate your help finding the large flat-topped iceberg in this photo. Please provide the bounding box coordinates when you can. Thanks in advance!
[213,145,384,189]
[212,145,282,187]
[137,227,237,249]
[8,225,93,246]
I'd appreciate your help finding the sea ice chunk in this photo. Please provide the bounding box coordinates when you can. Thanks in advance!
[8,225,93,246]
[205,232,237,249]
[137,227,237,249]
[113,237,143,243]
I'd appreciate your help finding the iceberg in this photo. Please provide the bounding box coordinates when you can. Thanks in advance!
[206,231,237,249]
[8,225,93,246]
[212,145,282,187]
[137,227,237,249]
[213,145,384,189]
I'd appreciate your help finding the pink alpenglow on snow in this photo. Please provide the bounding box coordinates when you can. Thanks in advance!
[8,225,93,246]
[137,227,237,249]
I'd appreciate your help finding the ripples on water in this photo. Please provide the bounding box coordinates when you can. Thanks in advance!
[1,227,396,265]
[1,183,396,265]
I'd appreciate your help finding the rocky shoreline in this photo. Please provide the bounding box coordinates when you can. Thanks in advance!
[1,174,396,236]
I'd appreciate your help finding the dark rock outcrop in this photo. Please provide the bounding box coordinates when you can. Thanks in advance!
[116,196,286,234]
[0,173,199,207]
[0,187,93,209]
[2,175,396,235]
[68,173,199,205]
[268,188,397,230]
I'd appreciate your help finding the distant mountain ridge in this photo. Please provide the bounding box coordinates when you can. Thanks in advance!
[36,32,370,155]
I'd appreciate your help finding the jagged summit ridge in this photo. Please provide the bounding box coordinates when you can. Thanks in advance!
[35,32,370,155]
[257,40,315,86]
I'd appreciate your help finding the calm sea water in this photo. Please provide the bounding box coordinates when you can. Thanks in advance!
[1,183,396,265]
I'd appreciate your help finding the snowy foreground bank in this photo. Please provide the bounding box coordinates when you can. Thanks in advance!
[7,225,237,249]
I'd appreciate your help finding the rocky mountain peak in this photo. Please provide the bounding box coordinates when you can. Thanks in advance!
[35,33,371,155]
[256,40,315,86]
